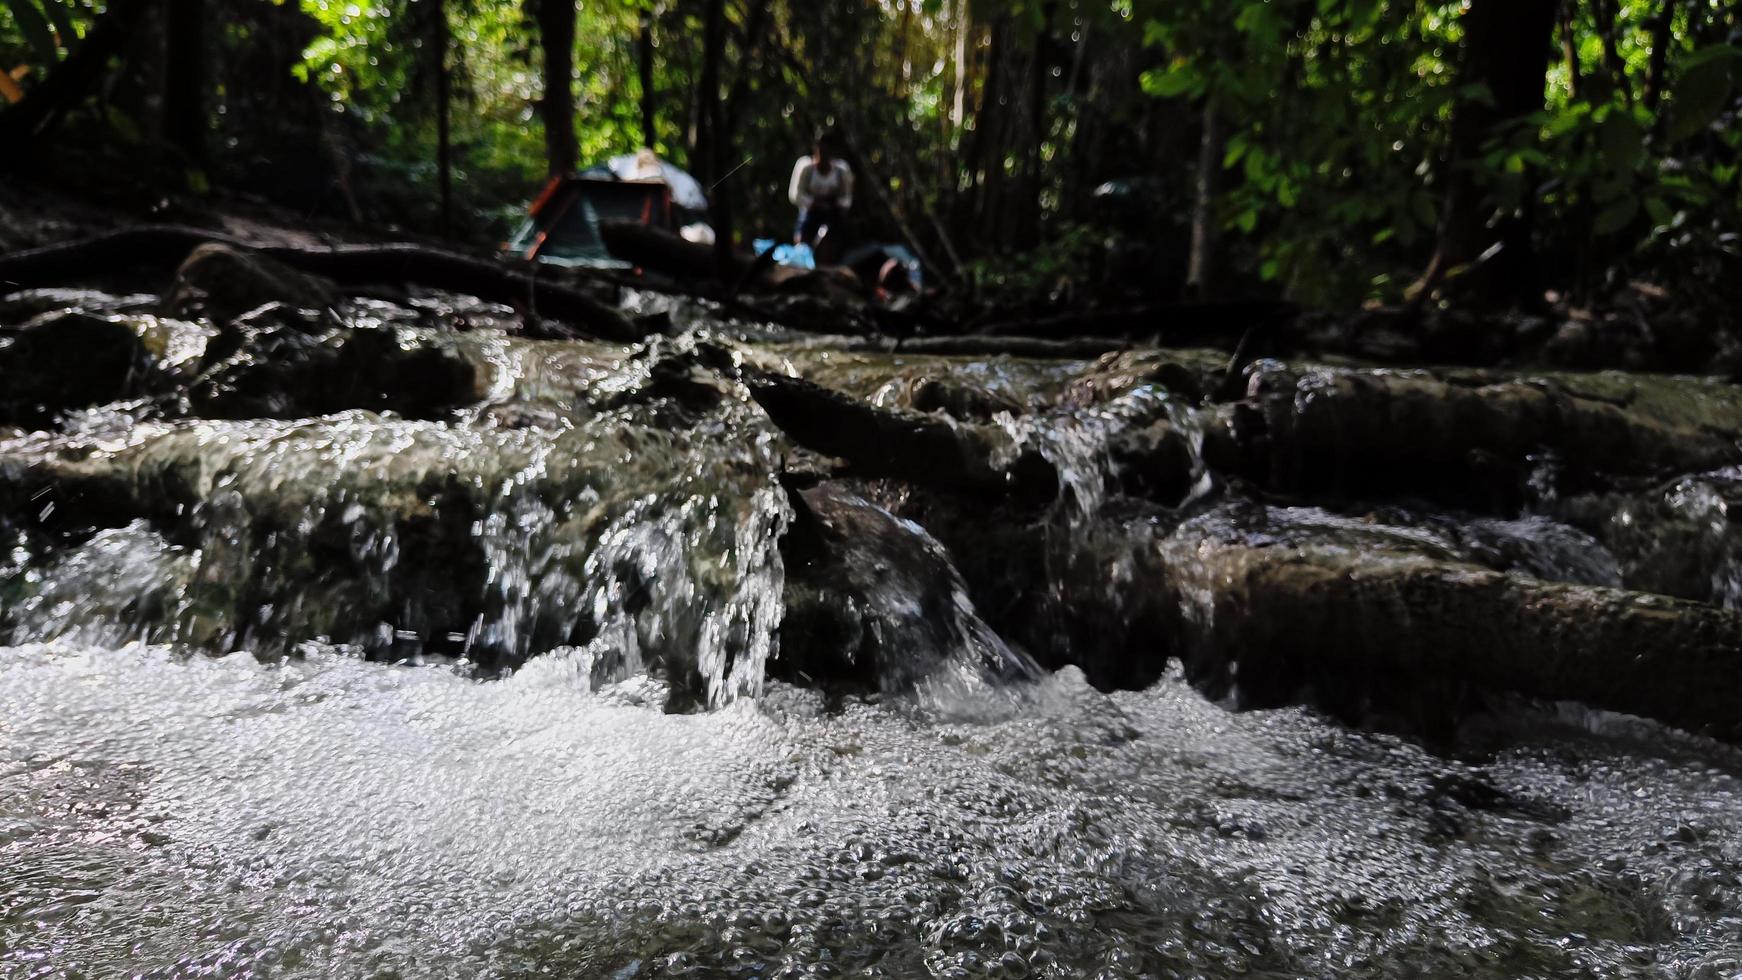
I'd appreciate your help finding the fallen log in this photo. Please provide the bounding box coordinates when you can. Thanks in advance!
[598,219,752,283]
[0,225,643,342]
[1178,535,1742,742]
[743,370,1059,504]
[596,220,894,332]
[1224,362,1742,508]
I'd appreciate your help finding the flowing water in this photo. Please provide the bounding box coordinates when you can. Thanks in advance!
[3,288,1742,978]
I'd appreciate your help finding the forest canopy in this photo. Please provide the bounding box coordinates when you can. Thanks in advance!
[2,0,1739,312]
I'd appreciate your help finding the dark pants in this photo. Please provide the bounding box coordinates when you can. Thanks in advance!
[795,205,843,246]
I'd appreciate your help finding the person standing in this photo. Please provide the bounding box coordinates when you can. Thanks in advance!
[788,133,854,248]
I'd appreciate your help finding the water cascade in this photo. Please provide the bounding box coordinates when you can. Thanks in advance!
[4,273,1742,977]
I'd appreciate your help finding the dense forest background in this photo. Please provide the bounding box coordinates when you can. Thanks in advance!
[2,0,1739,314]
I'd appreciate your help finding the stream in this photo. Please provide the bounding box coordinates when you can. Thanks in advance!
[3,281,1741,978]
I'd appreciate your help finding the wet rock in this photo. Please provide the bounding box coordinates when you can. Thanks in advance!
[849,335,1128,359]
[0,427,498,659]
[600,336,739,421]
[1226,362,1742,509]
[1557,469,1742,608]
[327,328,480,418]
[162,242,338,324]
[775,481,1037,692]
[193,325,479,420]
[1062,349,1224,406]
[0,312,154,424]
[910,376,1020,419]
[1104,416,1202,505]
[1162,509,1742,742]
[0,287,158,322]
[746,370,1058,505]
[884,486,1175,691]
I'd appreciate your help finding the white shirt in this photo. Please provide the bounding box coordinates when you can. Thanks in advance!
[788,156,854,211]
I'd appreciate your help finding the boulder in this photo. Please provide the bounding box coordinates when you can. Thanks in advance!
[775,480,1038,693]
[162,242,339,324]
[193,325,479,420]
[0,312,153,424]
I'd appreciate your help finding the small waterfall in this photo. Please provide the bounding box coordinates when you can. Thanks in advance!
[998,382,1211,525]
[3,520,199,647]
[793,489,1040,704]
[1566,466,1742,609]
[565,482,789,706]
[1454,515,1623,587]
[1664,470,1742,610]
[0,401,795,704]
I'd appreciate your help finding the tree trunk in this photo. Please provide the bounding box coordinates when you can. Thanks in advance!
[1593,0,1633,103]
[1560,0,1583,101]
[1642,0,1677,111]
[1410,0,1559,308]
[950,0,968,132]
[638,9,657,148]
[535,0,578,176]
[1018,4,1053,249]
[697,0,727,279]
[1185,95,1224,299]
[0,226,644,340]
[695,0,724,186]
[972,16,1011,246]
[432,0,452,237]
[163,0,206,164]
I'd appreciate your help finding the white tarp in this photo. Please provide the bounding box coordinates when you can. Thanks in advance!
[606,152,708,211]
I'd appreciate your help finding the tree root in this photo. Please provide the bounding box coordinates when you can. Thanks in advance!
[0,225,643,341]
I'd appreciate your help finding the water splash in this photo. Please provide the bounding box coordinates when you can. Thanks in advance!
[998,383,1210,525]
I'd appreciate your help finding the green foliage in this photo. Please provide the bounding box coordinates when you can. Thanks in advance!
[1138,0,1468,304]
[1136,0,1742,305]
[15,0,1731,309]
[1667,44,1742,143]
[964,221,1105,305]
[1,0,78,63]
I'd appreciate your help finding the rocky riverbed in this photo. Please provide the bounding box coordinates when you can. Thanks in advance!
[2,240,1741,976]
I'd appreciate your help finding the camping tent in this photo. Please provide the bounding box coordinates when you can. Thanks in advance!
[606,153,707,210]
[506,155,706,268]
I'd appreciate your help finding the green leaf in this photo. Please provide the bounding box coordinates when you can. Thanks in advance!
[1223,133,1247,169]
[1666,48,1740,143]
[1592,196,1639,235]
[1642,194,1674,228]
[1141,62,1202,99]
[1259,258,1281,281]
[3,0,60,63]
[1234,208,1258,234]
